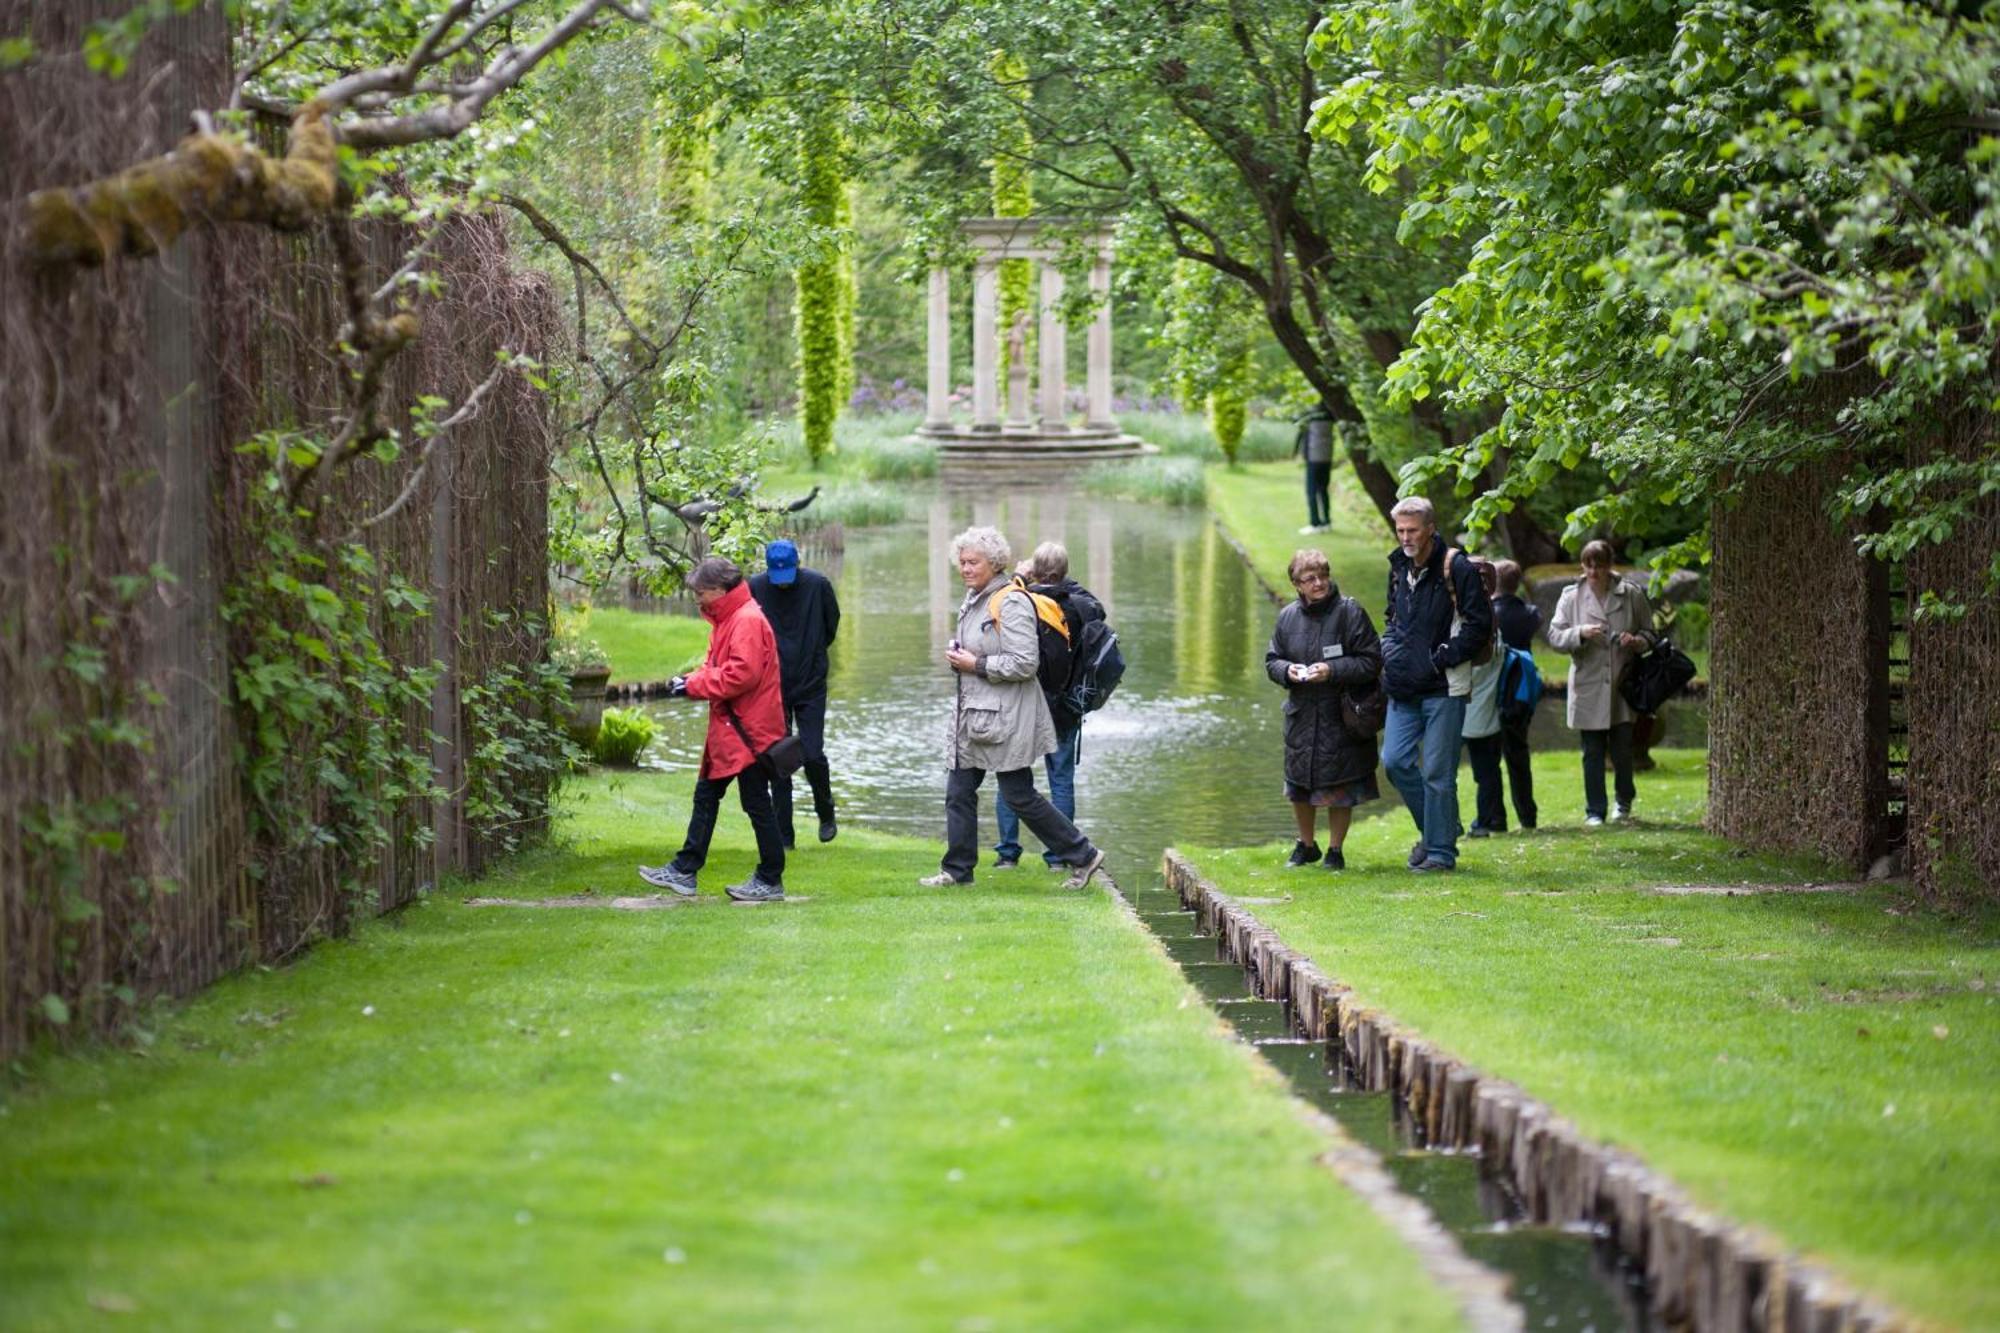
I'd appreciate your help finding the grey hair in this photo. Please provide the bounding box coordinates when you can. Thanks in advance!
[1026,540,1069,584]
[1389,496,1436,527]
[950,525,1012,572]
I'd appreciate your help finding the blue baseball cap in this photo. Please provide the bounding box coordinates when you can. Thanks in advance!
[765,538,799,586]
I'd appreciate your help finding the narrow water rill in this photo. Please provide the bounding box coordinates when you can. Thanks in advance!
[1122,877,1653,1333]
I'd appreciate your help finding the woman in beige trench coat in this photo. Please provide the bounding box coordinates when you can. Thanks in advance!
[919,526,1109,891]
[1546,539,1658,825]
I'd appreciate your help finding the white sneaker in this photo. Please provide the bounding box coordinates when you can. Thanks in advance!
[1584,815,1605,828]
[918,871,966,887]
[1060,849,1108,890]
[1298,525,1319,535]
[1612,804,1632,822]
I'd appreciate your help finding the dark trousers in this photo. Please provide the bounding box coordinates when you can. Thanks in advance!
[672,764,786,884]
[1465,733,1507,832]
[1580,722,1636,819]
[942,767,1093,883]
[772,694,835,842]
[1304,461,1332,527]
[1499,711,1538,828]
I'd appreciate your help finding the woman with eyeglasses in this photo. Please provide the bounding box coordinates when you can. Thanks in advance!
[1265,549,1383,871]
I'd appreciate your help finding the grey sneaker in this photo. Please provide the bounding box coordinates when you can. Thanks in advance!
[1408,841,1427,869]
[918,870,968,887]
[818,819,838,843]
[1410,858,1455,873]
[726,874,785,903]
[638,863,698,896]
[1060,849,1108,890]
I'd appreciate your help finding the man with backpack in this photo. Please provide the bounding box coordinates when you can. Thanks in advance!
[1380,497,1493,872]
[993,541,1110,870]
[1490,559,1542,831]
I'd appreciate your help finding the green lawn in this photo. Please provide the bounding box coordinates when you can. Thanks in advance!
[1181,748,2000,1331]
[580,606,710,683]
[0,770,1461,1333]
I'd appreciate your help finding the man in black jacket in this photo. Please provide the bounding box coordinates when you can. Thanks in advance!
[1490,559,1541,830]
[748,538,840,846]
[1380,497,1492,872]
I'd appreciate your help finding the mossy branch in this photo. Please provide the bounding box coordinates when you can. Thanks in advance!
[25,108,337,266]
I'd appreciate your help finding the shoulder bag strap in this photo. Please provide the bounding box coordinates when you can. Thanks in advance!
[719,699,759,753]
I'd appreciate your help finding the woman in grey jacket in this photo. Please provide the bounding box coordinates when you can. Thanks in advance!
[1265,549,1383,871]
[1546,539,1658,824]
[921,526,1109,891]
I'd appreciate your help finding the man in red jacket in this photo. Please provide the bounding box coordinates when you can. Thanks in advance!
[639,557,790,903]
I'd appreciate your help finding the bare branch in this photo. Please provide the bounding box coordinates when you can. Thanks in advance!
[344,359,514,542]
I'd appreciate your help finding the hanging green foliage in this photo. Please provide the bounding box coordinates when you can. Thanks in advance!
[795,111,851,465]
[1207,351,1251,465]
[990,51,1034,363]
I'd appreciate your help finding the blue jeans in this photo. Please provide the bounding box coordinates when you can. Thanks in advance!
[1382,694,1467,867]
[994,729,1081,865]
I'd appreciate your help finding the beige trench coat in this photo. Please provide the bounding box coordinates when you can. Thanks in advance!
[1547,577,1656,730]
[948,575,1058,772]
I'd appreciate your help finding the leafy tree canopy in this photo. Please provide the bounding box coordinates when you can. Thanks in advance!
[1314,0,1999,590]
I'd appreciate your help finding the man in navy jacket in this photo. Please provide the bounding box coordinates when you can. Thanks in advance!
[1380,497,1492,871]
[748,538,841,846]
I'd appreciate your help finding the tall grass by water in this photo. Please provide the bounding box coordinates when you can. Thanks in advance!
[1080,455,1206,506]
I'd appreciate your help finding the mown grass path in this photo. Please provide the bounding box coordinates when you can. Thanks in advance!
[1183,749,2000,1331]
[1,771,1460,1332]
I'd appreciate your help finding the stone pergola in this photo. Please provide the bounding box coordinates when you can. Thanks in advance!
[915,218,1148,461]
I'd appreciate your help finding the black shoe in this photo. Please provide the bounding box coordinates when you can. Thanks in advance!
[783,836,796,851]
[1285,841,1322,869]
[818,819,837,843]
[1321,847,1346,871]
[1409,841,1427,869]
[1411,858,1454,873]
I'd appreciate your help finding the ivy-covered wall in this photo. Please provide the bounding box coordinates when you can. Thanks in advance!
[0,5,563,1056]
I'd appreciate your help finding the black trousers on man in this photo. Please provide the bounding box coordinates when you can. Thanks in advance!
[671,763,786,885]
[1304,461,1332,527]
[940,767,1093,883]
[772,693,835,845]
[1499,711,1539,829]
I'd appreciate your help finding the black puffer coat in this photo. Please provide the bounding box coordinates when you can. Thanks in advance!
[1265,590,1383,790]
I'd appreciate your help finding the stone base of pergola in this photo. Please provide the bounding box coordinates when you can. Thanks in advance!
[913,423,1155,464]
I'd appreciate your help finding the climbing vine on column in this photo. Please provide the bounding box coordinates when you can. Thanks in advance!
[990,51,1034,368]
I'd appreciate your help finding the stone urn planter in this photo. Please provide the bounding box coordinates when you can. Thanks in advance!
[566,664,613,747]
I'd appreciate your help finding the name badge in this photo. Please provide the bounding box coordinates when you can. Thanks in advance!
[1322,644,1343,659]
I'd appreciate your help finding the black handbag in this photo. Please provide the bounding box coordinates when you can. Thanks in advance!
[1620,638,1697,714]
[721,702,806,778]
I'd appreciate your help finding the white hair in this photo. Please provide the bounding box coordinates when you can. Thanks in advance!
[1389,496,1436,526]
[950,525,1012,572]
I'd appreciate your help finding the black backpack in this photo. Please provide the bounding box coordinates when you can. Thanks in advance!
[1059,617,1126,723]
[1620,638,1697,714]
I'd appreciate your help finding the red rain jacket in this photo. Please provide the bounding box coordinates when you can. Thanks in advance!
[685,581,786,779]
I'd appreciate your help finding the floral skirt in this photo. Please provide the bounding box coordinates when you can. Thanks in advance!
[1284,772,1381,808]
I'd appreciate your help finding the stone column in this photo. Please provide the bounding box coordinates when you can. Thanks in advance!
[1037,262,1067,433]
[971,258,1000,432]
[1085,252,1116,432]
[923,266,951,432]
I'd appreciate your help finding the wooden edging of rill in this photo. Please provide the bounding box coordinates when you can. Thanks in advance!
[1160,850,1909,1333]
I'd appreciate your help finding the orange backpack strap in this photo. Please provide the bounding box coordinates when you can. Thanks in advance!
[1441,547,1462,616]
[988,577,1071,641]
